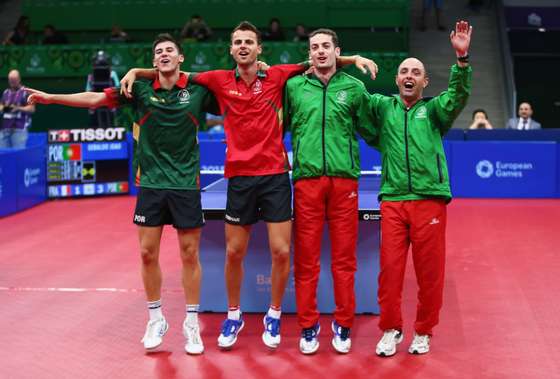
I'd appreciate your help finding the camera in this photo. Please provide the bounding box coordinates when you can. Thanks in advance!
[3,105,13,113]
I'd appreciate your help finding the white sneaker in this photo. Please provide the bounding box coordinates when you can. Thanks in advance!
[141,317,169,350]
[262,315,281,348]
[217,317,244,349]
[375,329,403,357]
[299,324,320,355]
[331,321,351,354]
[183,320,204,355]
[408,333,430,354]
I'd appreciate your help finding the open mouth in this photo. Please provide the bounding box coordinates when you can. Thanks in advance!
[160,58,170,64]
[317,57,327,64]
[239,51,250,58]
[404,81,414,89]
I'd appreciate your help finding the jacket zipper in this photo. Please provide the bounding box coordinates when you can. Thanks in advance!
[295,140,300,168]
[349,135,354,169]
[436,154,443,183]
[404,109,412,191]
[321,86,327,175]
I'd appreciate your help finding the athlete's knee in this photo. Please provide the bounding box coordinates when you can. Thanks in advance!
[270,244,290,265]
[180,243,200,266]
[226,244,247,262]
[140,246,158,265]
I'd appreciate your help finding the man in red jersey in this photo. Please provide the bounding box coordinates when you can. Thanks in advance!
[121,21,377,350]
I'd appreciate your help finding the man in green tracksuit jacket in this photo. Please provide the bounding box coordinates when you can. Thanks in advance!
[373,21,472,357]
[284,28,378,355]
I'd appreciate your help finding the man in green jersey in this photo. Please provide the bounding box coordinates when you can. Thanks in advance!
[27,34,218,355]
[371,21,472,356]
[284,28,377,354]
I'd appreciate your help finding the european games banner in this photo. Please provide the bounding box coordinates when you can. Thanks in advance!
[450,141,557,198]
[16,145,47,211]
[0,150,18,217]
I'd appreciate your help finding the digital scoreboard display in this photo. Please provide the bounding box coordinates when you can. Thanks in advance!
[47,127,129,198]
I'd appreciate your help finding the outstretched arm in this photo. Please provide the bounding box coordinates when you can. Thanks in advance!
[26,88,109,108]
[336,55,378,80]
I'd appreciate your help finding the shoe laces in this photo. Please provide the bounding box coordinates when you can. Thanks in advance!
[145,319,163,339]
[413,334,429,345]
[221,318,240,337]
[302,326,317,342]
[381,329,399,345]
[185,324,201,345]
[265,317,280,337]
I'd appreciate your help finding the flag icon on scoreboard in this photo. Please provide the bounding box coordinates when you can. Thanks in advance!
[63,144,82,161]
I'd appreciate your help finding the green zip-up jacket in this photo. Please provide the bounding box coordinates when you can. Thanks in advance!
[370,64,472,201]
[284,70,376,181]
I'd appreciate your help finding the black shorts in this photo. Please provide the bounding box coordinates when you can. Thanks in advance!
[225,173,292,225]
[133,187,204,229]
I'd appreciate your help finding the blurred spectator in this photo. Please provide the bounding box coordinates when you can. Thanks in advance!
[420,0,446,31]
[85,51,120,127]
[468,109,493,130]
[180,15,212,42]
[109,25,130,43]
[42,24,68,45]
[3,16,30,45]
[293,24,308,42]
[0,70,34,148]
[506,102,542,130]
[263,18,286,41]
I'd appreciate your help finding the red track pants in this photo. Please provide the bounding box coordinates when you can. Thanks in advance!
[294,177,358,329]
[378,199,447,336]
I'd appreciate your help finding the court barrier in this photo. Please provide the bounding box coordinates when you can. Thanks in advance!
[1,130,560,217]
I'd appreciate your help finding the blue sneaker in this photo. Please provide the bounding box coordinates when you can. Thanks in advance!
[217,317,244,348]
[299,323,320,354]
[331,321,351,353]
[262,315,281,348]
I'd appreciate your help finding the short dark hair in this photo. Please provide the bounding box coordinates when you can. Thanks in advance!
[308,28,339,47]
[152,33,183,56]
[472,108,488,120]
[231,21,262,45]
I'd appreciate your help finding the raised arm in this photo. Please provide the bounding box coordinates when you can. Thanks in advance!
[336,55,378,80]
[26,88,109,108]
[120,68,157,98]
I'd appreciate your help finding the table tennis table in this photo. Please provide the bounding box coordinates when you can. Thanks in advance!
[197,175,381,314]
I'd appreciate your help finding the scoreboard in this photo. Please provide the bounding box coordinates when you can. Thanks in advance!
[47,127,129,198]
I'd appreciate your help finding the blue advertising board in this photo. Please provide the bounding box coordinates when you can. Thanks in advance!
[451,141,557,198]
[0,150,18,217]
[16,145,47,211]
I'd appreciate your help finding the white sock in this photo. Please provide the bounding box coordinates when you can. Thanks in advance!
[186,304,199,326]
[267,307,281,319]
[227,307,241,320]
[147,299,163,321]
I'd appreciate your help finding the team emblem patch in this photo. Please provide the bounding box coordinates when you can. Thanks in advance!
[415,106,427,119]
[253,79,263,94]
[178,89,190,104]
[336,90,347,103]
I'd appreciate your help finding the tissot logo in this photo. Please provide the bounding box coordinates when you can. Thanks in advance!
[49,128,126,143]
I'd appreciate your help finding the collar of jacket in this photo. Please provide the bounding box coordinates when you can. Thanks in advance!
[305,68,344,87]
[395,95,434,111]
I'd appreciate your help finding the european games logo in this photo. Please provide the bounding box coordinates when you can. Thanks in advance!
[336,90,347,104]
[24,168,41,188]
[476,160,494,179]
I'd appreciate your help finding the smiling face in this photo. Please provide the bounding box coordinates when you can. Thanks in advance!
[152,41,184,74]
[230,29,261,67]
[309,33,340,72]
[396,58,428,105]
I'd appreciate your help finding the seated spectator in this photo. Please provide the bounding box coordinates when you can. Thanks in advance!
[109,25,130,43]
[3,16,30,45]
[263,18,285,41]
[180,15,212,42]
[42,24,68,45]
[293,24,308,42]
[506,102,542,130]
[468,109,493,130]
